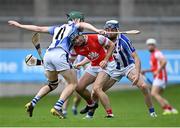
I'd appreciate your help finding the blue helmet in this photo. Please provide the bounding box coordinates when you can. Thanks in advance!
[104,20,119,29]
[69,28,81,42]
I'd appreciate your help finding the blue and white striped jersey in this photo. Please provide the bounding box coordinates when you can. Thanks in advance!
[114,34,135,69]
[48,22,79,53]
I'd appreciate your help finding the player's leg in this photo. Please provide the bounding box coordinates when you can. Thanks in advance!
[62,98,69,117]
[51,69,77,119]
[76,72,97,114]
[72,63,84,115]
[93,71,114,117]
[72,93,81,115]
[91,78,116,103]
[151,83,178,115]
[25,70,59,117]
[127,68,157,117]
[26,72,65,109]
[44,49,77,119]
[103,78,117,92]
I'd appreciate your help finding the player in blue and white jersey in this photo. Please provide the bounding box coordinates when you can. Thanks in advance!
[89,20,157,118]
[8,11,105,119]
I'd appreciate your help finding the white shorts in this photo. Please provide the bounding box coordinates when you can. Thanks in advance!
[43,48,72,71]
[153,78,166,89]
[111,64,135,81]
[85,61,117,77]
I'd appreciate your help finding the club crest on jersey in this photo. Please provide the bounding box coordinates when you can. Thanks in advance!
[88,52,99,60]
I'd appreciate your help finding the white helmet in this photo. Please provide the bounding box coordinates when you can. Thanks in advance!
[146,38,157,45]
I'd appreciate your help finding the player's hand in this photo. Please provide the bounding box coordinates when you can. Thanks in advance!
[132,74,140,86]
[99,60,108,69]
[74,63,82,70]
[8,20,21,27]
[98,29,106,35]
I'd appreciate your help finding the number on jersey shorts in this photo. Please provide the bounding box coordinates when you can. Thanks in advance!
[153,78,166,89]
[111,63,135,81]
[85,61,117,77]
[44,48,72,71]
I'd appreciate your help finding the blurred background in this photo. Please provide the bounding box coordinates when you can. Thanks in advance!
[0,0,180,96]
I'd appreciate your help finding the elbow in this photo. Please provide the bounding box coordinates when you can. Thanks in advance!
[36,27,43,32]
[35,26,46,32]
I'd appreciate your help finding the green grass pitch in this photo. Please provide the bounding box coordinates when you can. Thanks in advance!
[0,85,180,127]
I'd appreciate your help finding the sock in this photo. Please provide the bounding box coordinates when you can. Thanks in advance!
[106,108,113,115]
[163,105,172,110]
[62,110,67,115]
[86,99,94,107]
[31,96,40,107]
[54,99,64,111]
[87,111,94,117]
[72,105,77,110]
[149,107,155,113]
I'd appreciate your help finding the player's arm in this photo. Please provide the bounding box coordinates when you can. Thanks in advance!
[132,52,141,74]
[8,20,49,33]
[154,52,167,76]
[124,36,140,85]
[98,35,115,68]
[74,57,90,68]
[103,41,115,62]
[77,22,105,34]
[157,58,167,72]
[141,69,153,74]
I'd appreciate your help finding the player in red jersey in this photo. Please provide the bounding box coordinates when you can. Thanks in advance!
[71,33,116,118]
[142,38,178,115]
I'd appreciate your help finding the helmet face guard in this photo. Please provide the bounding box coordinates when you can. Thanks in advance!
[69,29,82,43]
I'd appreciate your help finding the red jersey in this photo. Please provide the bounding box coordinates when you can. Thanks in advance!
[73,34,114,66]
[150,49,167,82]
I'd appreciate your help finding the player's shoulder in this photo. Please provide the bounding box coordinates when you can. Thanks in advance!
[154,49,164,58]
[155,49,163,54]
[120,34,130,42]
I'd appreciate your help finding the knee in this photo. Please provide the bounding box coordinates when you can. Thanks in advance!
[93,85,102,94]
[139,83,150,94]
[139,83,148,90]
[151,91,158,97]
[48,79,59,91]
[69,83,77,91]
[75,84,85,93]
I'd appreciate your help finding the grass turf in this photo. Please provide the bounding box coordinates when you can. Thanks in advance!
[0,85,180,127]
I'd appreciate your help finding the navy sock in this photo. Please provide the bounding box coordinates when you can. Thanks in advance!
[149,107,155,113]
[54,99,64,110]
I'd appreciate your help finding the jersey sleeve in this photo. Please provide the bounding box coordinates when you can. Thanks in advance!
[48,26,57,35]
[155,51,165,60]
[97,35,110,46]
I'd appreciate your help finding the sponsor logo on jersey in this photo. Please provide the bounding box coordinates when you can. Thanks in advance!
[88,52,99,61]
